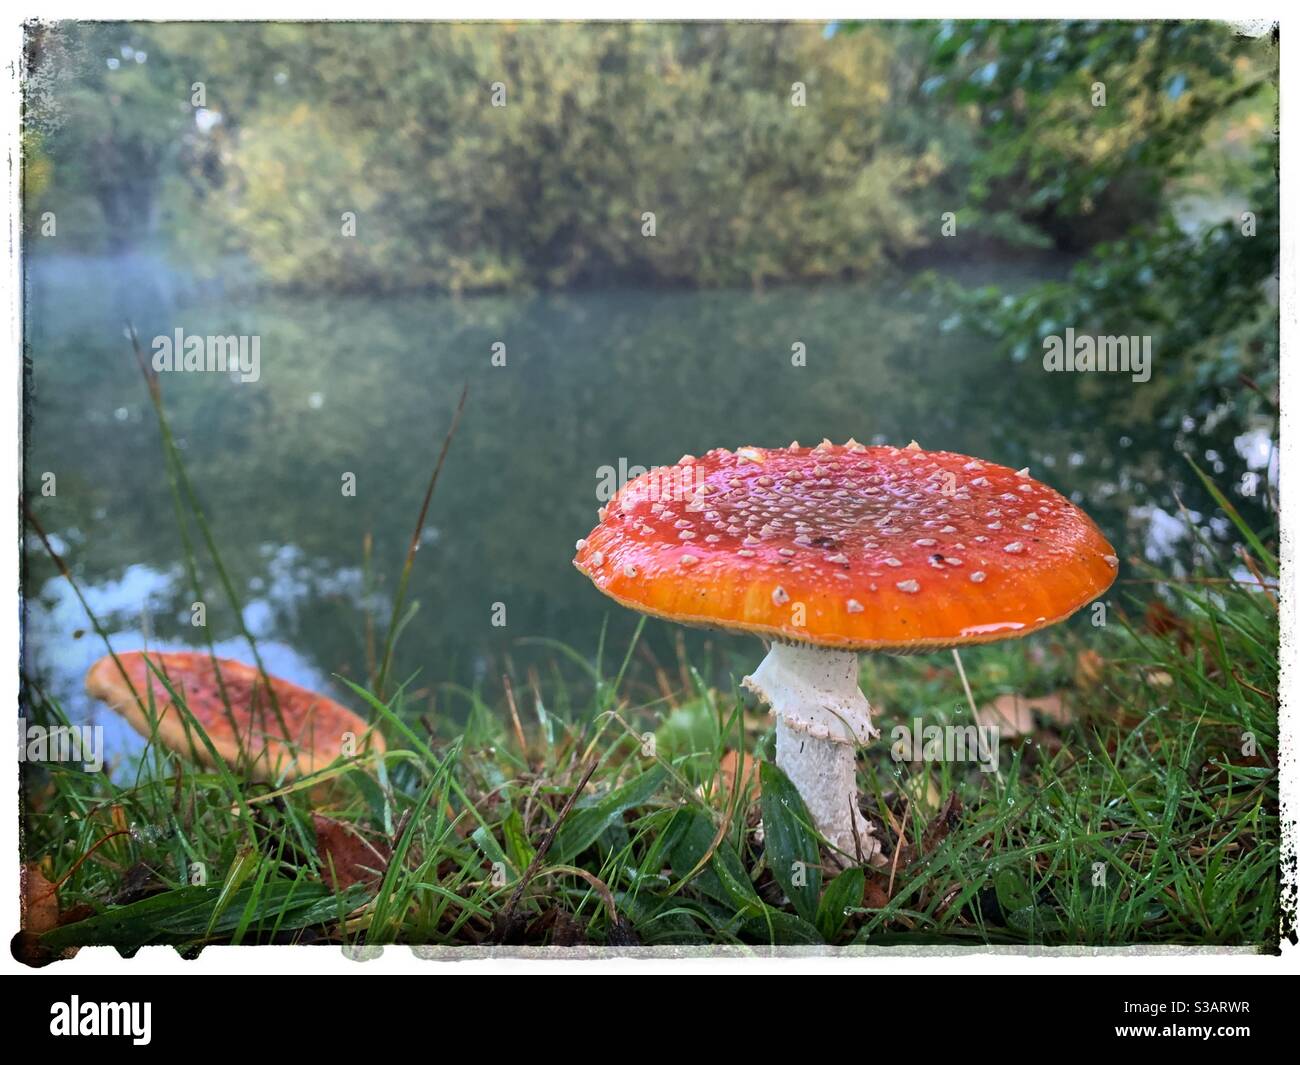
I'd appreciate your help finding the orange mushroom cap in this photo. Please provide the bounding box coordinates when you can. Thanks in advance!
[85,651,384,781]
[573,442,1117,651]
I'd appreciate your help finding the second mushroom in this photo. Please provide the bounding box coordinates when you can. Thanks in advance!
[574,441,1116,863]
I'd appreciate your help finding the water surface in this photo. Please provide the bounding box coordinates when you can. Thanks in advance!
[23,253,1267,764]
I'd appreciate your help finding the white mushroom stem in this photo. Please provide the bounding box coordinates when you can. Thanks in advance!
[742,642,880,864]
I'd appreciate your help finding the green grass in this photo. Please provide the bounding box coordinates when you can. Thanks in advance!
[20,528,1280,956]
[17,356,1282,958]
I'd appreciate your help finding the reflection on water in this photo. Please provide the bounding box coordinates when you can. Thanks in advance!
[22,253,1274,761]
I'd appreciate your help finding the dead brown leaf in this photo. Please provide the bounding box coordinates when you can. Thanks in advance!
[312,814,392,893]
[547,908,587,947]
[21,863,60,935]
[718,749,761,799]
[862,875,891,910]
[1074,648,1105,689]
[921,791,963,854]
[975,693,1034,735]
[976,691,1074,737]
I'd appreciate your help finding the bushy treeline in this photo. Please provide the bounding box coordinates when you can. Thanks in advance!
[27,23,928,290]
[24,21,1271,293]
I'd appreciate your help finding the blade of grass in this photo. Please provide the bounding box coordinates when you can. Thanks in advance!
[374,381,468,700]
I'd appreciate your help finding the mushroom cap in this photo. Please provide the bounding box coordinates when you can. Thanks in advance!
[573,442,1117,651]
[85,651,384,781]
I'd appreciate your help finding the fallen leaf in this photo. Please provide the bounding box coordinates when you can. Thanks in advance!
[921,791,963,854]
[975,693,1034,736]
[547,908,587,947]
[1074,649,1105,689]
[862,875,891,909]
[976,691,1074,736]
[312,814,392,893]
[1032,692,1074,727]
[21,863,59,935]
[718,749,761,799]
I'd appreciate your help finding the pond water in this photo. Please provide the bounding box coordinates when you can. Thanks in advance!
[22,252,1273,764]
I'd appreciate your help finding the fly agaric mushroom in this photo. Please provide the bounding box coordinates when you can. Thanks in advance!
[85,651,384,781]
[573,442,1116,862]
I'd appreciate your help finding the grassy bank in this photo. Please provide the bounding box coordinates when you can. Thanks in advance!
[19,479,1280,957]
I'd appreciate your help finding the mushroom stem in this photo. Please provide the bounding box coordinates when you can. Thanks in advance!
[742,642,880,864]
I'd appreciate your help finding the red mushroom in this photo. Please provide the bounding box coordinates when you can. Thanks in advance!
[85,651,384,782]
[574,441,1116,862]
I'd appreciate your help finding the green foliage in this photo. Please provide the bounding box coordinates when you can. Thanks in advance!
[905,20,1274,247]
[26,21,1277,293]
[40,879,367,953]
[929,136,1278,531]
[552,765,666,863]
[901,21,1278,541]
[29,23,928,290]
[23,23,198,251]
[816,866,865,941]
[759,761,821,922]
